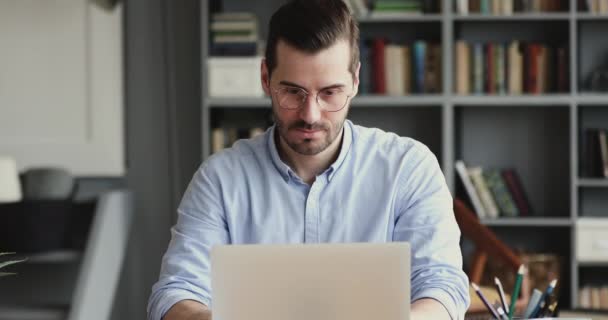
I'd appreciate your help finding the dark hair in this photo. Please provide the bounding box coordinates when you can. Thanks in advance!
[265,0,360,79]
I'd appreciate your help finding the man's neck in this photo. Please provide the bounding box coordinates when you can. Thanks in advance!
[277,128,344,185]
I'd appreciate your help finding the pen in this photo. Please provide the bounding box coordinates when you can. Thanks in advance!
[494,276,509,313]
[471,282,500,319]
[530,279,558,318]
[496,305,509,320]
[523,289,543,319]
[508,264,525,320]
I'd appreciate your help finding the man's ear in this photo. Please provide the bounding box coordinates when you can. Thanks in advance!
[261,59,270,96]
[352,61,361,97]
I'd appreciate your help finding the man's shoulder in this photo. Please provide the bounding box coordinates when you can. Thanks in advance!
[202,132,268,175]
[351,123,433,159]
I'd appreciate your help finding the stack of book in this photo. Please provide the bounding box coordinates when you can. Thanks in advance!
[210,12,260,57]
[581,128,608,178]
[455,40,568,95]
[455,0,567,15]
[359,39,441,95]
[211,127,266,154]
[344,0,440,17]
[579,286,608,310]
[583,0,608,13]
[455,160,533,219]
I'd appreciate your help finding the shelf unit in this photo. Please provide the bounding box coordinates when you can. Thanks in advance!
[200,0,608,310]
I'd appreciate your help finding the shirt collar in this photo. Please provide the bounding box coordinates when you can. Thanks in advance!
[267,120,354,183]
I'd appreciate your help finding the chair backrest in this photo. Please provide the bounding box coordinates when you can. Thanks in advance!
[67,190,133,320]
[453,198,530,314]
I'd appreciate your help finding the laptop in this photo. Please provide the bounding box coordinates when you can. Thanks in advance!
[211,242,410,320]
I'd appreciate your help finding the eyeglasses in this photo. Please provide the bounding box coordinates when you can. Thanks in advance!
[270,85,354,112]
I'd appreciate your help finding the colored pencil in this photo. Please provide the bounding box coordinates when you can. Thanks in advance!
[495,276,509,313]
[472,282,500,319]
[508,264,525,319]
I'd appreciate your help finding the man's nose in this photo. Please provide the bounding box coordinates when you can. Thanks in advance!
[298,94,322,124]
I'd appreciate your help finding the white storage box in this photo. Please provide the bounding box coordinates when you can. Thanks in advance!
[208,56,264,97]
[576,218,608,263]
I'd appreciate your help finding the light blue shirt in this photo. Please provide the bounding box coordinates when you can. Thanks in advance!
[148,120,470,320]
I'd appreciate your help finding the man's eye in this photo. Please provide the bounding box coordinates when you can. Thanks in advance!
[285,88,302,95]
[322,88,342,96]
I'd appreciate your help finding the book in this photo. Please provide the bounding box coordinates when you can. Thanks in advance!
[483,168,519,217]
[455,160,487,218]
[402,46,412,94]
[455,41,471,95]
[502,169,532,216]
[372,38,387,94]
[413,41,426,93]
[468,167,500,218]
[599,129,608,177]
[359,40,372,94]
[584,128,603,177]
[385,45,406,95]
[473,43,484,94]
[424,43,441,93]
[508,41,523,95]
[457,0,469,14]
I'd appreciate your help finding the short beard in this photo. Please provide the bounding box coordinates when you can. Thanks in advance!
[273,110,345,156]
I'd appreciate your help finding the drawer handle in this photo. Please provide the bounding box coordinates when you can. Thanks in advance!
[593,240,608,250]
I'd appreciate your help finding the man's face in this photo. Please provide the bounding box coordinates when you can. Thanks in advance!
[262,39,359,156]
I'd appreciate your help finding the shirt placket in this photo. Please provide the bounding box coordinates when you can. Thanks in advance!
[304,177,325,243]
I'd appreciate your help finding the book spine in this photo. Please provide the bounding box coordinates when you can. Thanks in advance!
[414,41,426,94]
[469,167,500,218]
[456,41,471,95]
[372,38,386,94]
[502,169,532,216]
[455,160,487,218]
[484,169,520,217]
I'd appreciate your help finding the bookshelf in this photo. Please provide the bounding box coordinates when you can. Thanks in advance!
[200,0,608,310]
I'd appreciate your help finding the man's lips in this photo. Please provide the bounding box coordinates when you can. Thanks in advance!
[292,128,323,138]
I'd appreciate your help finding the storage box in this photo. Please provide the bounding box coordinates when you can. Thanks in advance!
[208,56,264,97]
[576,218,608,263]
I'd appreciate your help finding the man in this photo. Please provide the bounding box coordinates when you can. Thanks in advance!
[148,0,470,319]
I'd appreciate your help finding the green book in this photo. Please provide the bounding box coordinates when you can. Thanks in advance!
[483,168,519,217]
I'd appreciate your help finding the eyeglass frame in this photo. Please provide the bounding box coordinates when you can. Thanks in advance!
[268,83,355,112]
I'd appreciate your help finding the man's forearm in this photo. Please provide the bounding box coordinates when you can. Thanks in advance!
[411,298,451,320]
[163,300,211,320]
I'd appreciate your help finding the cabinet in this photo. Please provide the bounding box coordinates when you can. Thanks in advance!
[0,1,124,176]
[200,0,608,310]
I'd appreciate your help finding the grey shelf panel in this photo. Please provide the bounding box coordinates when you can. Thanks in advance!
[577,13,608,20]
[578,178,608,187]
[207,95,445,108]
[353,94,444,106]
[577,261,608,267]
[453,13,571,21]
[208,97,270,108]
[452,94,572,105]
[358,14,443,23]
[480,218,573,227]
[576,94,608,105]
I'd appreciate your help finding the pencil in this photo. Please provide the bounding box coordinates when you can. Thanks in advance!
[508,264,525,319]
[471,282,500,319]
[530,279,558,318]
[494,276,509,313]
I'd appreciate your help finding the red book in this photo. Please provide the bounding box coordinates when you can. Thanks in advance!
[486,43,494,94]
[526,43,541,94]
[557,46,568,92]
[502,169,532,216]
[372,38,386,94]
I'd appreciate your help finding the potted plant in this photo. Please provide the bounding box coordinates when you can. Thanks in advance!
[0,252,26,277]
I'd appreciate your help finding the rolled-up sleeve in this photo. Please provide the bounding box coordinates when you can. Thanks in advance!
[393,144,471,320]
[147,161,229,320]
